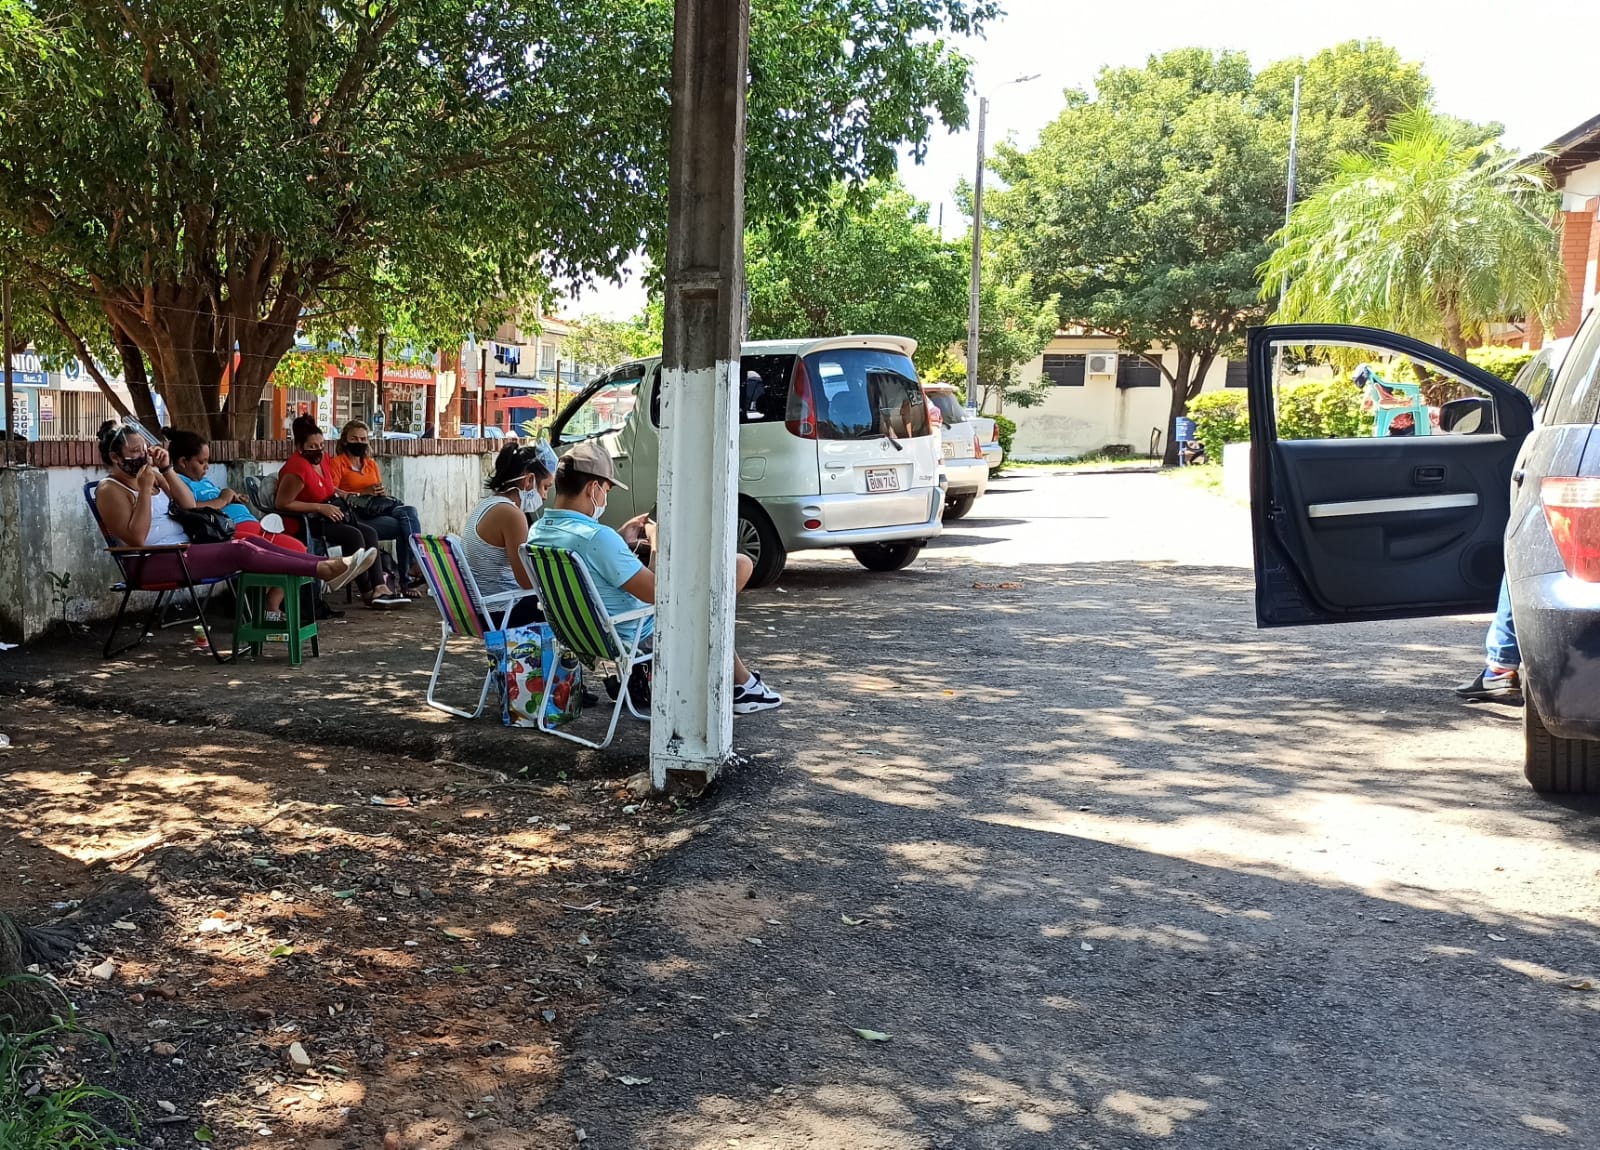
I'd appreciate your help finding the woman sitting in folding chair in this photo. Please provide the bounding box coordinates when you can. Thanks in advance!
[93,423,376,596]
[460,442,556,630]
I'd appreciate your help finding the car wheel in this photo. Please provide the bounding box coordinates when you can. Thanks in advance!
[850,541,923,573]
[943,493,976,521]
[737,498,787,589]
[1523,692,1600,793]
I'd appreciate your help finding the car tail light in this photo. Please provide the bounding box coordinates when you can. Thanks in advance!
[972,429,984,460]
[1541,477,1600,581]
[989,423,999,443]
[785,358,817,439]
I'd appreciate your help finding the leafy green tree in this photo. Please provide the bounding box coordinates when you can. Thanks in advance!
[564,310,664,376]
[0,0,997,437]
[971,262,1060,414]
[1262,110,1564,356]
[989,43,1431,464]
[746,181,967,370]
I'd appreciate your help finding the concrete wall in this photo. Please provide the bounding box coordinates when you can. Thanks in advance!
[0,451,495,643]
[1002,340,1237,460]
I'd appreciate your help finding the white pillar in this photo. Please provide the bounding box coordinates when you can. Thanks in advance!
[651,0,749,789]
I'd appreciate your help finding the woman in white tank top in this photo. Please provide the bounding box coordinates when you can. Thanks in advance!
[91,423,377,606]
[462,443,555,628]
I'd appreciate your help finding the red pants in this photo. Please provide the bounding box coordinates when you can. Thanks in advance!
[132,535,324,586]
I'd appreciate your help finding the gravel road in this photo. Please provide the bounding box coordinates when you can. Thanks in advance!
[544,470,1600,1150]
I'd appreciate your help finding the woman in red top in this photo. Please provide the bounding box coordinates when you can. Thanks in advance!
[275,416,407,609]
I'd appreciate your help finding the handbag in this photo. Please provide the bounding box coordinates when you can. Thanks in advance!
[168,506,236,544]
[486,623,584,729]
[347,492,404,519]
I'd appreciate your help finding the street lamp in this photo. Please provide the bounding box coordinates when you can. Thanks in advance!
[966,73,1039,416]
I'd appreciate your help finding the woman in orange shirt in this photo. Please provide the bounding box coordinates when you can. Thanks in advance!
[330,420,425,590]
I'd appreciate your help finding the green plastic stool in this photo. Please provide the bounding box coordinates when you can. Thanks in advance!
[233,574,319,665]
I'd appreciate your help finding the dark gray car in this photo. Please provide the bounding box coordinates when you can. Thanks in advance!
[1244,318,1600,794]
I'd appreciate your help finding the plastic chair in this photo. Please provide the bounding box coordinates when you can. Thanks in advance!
[232,573,319,665]
[410,534,540,718]
[83,481,233,662]
[525,545,653,750]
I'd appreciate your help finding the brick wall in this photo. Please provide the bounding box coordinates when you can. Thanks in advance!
[1555,202,1598,339]
[13,437,494,469]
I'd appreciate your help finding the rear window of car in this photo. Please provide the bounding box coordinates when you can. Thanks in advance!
[792,349,931,440]
[926,390,966,424]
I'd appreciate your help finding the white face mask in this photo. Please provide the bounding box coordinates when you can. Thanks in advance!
[521,485,543,514]
[590,484,607,520]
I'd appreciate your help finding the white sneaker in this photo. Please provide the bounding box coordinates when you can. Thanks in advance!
[732,672,783,715]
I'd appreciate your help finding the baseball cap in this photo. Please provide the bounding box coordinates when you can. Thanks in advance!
[564,439,629,490]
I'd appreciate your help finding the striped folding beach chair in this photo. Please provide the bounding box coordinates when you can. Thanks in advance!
[410,534,539,719]
[525,544,654,750]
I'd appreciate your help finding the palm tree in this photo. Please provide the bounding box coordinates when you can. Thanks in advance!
[1262,109,1565,355]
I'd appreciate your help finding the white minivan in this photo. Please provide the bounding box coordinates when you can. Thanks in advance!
[549,335,945,587]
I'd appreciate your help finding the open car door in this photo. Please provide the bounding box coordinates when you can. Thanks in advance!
[1249,324,1534,627]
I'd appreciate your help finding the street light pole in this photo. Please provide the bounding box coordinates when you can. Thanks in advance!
[965,74,1039,417]
[965,96,987,417]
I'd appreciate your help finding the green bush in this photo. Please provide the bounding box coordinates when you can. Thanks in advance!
[1188,391,1249,460]
[1189,380,1372,456]
[1467,346,1535,383]
[1282,379,1372,439]
[993,414,1016,463]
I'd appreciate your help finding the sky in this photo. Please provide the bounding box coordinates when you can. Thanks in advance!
[566,0,1599,319]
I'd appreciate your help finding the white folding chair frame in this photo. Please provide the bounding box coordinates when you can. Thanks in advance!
[413,535,539,720]
[528,551,655,750]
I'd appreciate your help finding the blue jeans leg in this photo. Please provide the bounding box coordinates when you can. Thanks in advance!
[1485,577,1519,670]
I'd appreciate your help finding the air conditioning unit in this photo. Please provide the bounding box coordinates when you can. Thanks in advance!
[1087,352,1118,377]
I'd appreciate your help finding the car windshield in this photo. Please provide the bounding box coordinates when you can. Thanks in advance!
[926,391,966,424]
[795,348,930,440]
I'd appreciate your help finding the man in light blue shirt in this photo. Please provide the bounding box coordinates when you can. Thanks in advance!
[530,440,781,715]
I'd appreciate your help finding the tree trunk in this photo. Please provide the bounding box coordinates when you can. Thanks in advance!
[1441,297,1469,358]
[1160,350,1195,467]
[114,325,160,429]
[0,911,73,1030]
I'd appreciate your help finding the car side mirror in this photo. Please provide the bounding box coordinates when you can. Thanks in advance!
[1439,396,1492,435]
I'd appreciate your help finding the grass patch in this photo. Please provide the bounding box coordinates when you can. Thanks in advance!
[1164,462,1241,503]
[1,978,137,1150]
[1011,452,1161,471]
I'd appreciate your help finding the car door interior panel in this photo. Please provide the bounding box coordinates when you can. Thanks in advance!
[1248,324,1532,627]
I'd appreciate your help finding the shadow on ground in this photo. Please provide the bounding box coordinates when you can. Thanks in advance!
[538,558,1600,1150]
[0,605,648,776]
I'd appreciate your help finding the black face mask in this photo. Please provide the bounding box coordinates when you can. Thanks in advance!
[119,455,148,477]
[303,449,324,465]
[347,443,368,459]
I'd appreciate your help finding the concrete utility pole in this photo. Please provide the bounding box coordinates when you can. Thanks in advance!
[376,331,387,429]
[651,0,750,790]
[965,75,1039,416]
[478,345,489,436]
[965,96,987,417]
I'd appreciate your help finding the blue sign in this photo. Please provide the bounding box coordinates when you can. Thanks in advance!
[1174,416,1196,442]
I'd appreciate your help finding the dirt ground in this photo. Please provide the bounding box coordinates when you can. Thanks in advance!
[0,685,686,1149]
[8,471,1600,1150]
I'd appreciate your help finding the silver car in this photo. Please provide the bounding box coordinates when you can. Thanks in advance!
[923,383,990,520]
[550,336,945,587]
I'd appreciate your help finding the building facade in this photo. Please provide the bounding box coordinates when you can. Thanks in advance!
[1000,334,1241,460]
